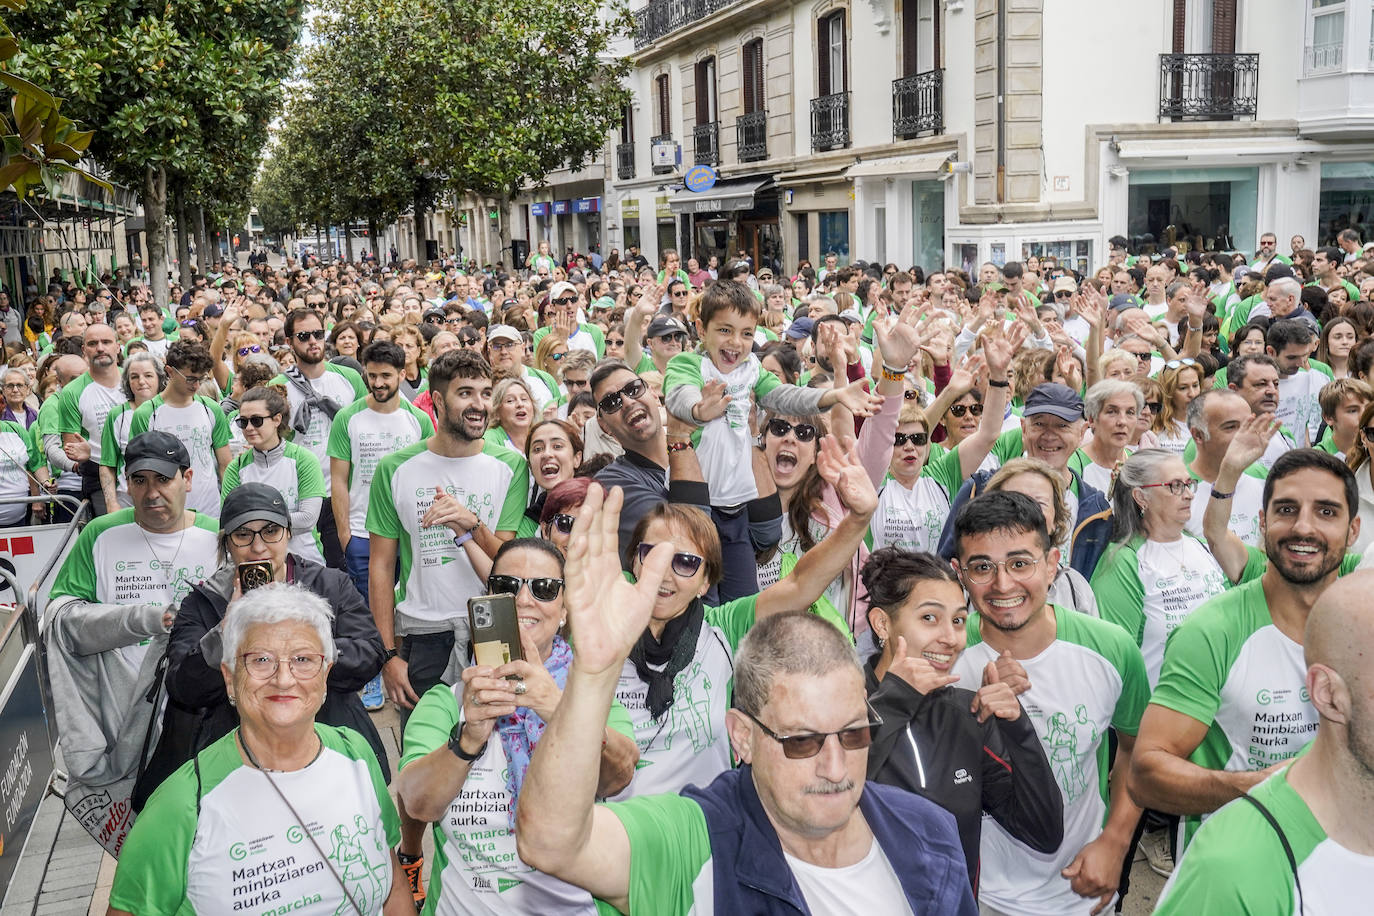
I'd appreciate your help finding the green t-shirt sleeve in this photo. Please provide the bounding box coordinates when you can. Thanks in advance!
[587,323,606,359]
[128,399,152,438]
[50,527,98,601]
[662,352,704,397]
[921,445,964,498]
[753,366,782,401]
[991,427,1024,464]
[56,385,82,436]
[411,403,435,437]
[206,399,231,449]
[365,455,403,540]
[1149,609,1229,726]
[705,594,759,652]
[326,408,353,461]
[335,364,367,400]
[99,407,123,469]
[1090,544,1147,649]
[220,454,243,499]
[20,422,41,472]
[598,794,712,916]
[1108,628,1150,735]
[399,682,459,769]
[330,725,401,848]
[491,449,529,533]
[295,445,326,499]
[107,763,197,914]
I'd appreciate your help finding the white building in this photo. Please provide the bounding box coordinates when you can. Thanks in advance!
[605,0,1374,275]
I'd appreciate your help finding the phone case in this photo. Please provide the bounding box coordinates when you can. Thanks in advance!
[468,593,523,669]
[238,561,274,593]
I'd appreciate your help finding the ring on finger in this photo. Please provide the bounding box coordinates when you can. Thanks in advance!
[514,678,527,696]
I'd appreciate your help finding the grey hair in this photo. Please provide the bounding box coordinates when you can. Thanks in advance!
[1186,388,1244,441]
[1269,277,1302,301]
[761,283,784,300]
[1,367,26,387]
[1083,379,1143,420]
[1109,448,1183,544]
[1166,281,1190,301]
[121,351,167,400]
[733,612,861,717]
[221,583,337,673]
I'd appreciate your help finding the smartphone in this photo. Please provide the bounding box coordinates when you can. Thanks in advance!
[237,561,274,593]
[468,593,523,671]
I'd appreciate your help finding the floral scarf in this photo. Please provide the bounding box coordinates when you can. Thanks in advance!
[497,634,574,827]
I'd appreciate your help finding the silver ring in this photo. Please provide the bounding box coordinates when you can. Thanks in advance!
[514,679,527,696]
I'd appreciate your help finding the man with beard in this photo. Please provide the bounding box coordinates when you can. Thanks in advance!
[947,491,1149,916]
[1131,447,1361,856]
[58,323,127,515]
[365,348,527,907]
[1155,570,1374,913]
[328,340,434,598]
[272,309,366,567]
[1225,353,1297,468]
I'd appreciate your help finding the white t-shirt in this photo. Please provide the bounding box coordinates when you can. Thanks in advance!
[277,366,365,496]
[140,336,170,359]
[1129,538,1228,686]
[327,400,432,539]
[784,840,915,916]
[870,476,952,553]
[1079,458,1114,496]
[1277,369,1324,447]
[1186,473,1265,547]
[132,397,230,517]
[1156,419,1190,456]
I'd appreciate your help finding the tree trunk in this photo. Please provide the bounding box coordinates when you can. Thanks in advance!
[343,220,355,263]
[413,191,427,264]
[498,196,513,271]
[173,189,193,288]
[193,206,211,274]
[368,218,380,259]
[143,166,170,309]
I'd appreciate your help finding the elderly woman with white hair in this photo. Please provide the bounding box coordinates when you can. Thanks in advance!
[109,583,412,916]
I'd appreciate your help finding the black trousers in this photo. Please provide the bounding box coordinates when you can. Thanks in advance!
[316,496,347,569]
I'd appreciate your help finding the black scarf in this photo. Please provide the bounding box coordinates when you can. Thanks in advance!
[629,598,705,720]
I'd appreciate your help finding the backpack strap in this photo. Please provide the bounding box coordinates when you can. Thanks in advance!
[1239,792,1304,914]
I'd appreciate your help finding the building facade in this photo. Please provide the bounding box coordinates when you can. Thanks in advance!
[604,0,1374,275]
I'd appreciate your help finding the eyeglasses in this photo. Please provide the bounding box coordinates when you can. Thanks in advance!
[1144,401,1163,413]
[1164,358,1197,370]
[172,366,208,387]
[239,652,325,680]
[228,523,287,547]
[487,574,564,602]
[948,403,984,418]
[903,389,919,401]
[766,418,817,442]
[894,431,929,447]
[1138,478,1199,496]
[1130,351,1153,362]
[597,378,647,414]
[551,296,578,306]
[959,554,1044,585]
[549,513,576,536]
[608,337,625,347]
[671,290,690,298]
[490,339,520,351]
[235,414,275,429]
[237,345,262,357]
[636,542,705,577]
[294,329,327,341]
[739,705,884,759]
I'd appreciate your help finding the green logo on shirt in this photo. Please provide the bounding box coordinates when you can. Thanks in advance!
[1043,704,1099,803]
[230,842,248,861]
[497,878,523,893]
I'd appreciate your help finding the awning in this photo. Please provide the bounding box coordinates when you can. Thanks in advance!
[846,150,953,179]
[1114,137,1327,163]
[669,177,772,214]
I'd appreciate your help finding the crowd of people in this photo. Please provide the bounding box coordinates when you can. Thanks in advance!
[24,229,1374,915]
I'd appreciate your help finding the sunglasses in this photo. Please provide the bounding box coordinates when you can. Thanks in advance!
[672,290,690,298]
[551,296,578,307]
[1145,401,1163,413]
[549,513,575,536]
[550,351,566,361]
[903,389,919,401]
[636,542,705,577]
[487,574,564,602]
[894,431,929,447]
[739,705,883,759]
[766,418,817,442]
[1131,351,1153,362]
[235,414,275,429]
[237,345,262,357]
[1164,358,1197,370]
[1054,290,1074,299]
[948,403,984,418]
[294,329,327,341]
[597,378,647,414]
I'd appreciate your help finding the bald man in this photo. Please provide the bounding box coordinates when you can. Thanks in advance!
[1156,570,1374,912]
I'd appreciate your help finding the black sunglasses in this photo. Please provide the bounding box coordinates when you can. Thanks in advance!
[1054,290,1074,299]
[1145,401,1163,413]
[636,542,705,577]
[597,378,647,414]
[894,431,929,447]
[766,418,817,442]
[739,705,883,759]
[294,329,327,341]
[487,574,564,602]
[903,389,919,401]
[549,513,575,536]
[235,414,274,429]
[551,296,578,306]
[948,403,984,418]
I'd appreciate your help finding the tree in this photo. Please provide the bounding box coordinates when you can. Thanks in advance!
[13,0,304,305]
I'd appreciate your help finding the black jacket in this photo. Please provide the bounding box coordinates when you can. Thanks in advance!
[864,659,1063,892]
[134,558,387,809]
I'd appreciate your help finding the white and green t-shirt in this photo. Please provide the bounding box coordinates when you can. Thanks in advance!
[611,595,757,801]
[1090,535,1228,687]
[755,514,851,634]
[952,608,1150,916]
[1276,368,1324,446]
[99,402,139,508]
[109,725,399,916]
[0,419,42,525]
[366,442,528,627]
[327,400,434,540]
[869,447,964,553]
[58,372,127,464]
[532,323,605,359]
[273,365,367,497]
[130,395,231,517]
[1157,764,1374,915]
[38,395,80,494]
[221,441,327,564]
[1185,469,1266,548]
[1150,576,1321,851]
[400,682,634,915]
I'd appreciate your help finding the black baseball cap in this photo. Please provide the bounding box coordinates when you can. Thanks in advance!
[125,431,191,478]
[220,482,291,534]
[1023,383,1085,422]
[647,317,688,339]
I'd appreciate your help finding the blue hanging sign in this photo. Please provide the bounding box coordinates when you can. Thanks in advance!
[685,165,717,193]
[530,202,549,216]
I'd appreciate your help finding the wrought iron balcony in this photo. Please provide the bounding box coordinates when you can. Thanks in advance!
[693,122,720,166]
[811,91,850,152]
[892,69,944,139]
[616,142,635,181]
[1158,53,1259,121]
[633,0,741,50]
[650,133,676,175]
[736,111,767,163]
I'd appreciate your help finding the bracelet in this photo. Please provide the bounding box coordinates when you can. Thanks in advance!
[668,439,694,452]
[1188,323,1204,332]
[453,531,474,547]
[880,364,906,382]
[1210,489,1234,500]
[987,378,1010,388]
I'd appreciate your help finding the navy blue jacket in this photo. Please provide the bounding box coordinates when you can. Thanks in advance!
[682,764,977,915]
[937,467,1113,579]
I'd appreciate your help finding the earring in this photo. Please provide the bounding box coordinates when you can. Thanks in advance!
[228,694,236,707]
[877,636,886,649]
[559,619,566,628]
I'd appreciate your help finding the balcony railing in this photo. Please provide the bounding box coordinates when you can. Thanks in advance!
[811,91,850,152]
[633,0,740,49]
[1306,41,1344,73]
[616,142,635,181]
[693,121,720,166]
[892,69,944,139]
[736,111,767,162]
[650,133,675,175]
[1158,52,1259,121]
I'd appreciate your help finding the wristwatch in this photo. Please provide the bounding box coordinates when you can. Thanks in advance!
[383,647,399,662]
[448,722,487,762]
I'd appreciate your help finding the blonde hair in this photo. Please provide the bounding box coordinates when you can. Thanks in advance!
[986,457,1070,548]
[534,334,568,376]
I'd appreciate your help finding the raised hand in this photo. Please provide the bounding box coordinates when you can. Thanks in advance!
[873,304,923,370]
[1221,412,1281,475]
[1185,291,1210,326]
[1076,292,1104,330]
[946,353,986,397]
[885,636,960,694]
[692,379,732,423]
[815,434,879,516]
[831,376,884,419]
[982,322,1024,378]
[562,485,673,676]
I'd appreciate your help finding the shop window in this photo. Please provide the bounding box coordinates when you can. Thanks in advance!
[1022,240,1093,277]
[1126,167,1258,256]
[818,210,850,264]
[1319,161,1374,245]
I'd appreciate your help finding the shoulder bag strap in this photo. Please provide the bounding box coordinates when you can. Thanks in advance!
[257,767,366,916]
[1239,792,1304,915]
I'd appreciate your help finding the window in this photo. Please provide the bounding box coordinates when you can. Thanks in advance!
[619,104,634,144]
[742,39,765,114]
[900,0,939,76]
[818,210,850,263]
[1308,0,1346,73]
[694,57,717,124]
[655,74,672,137]
[818,11,847,96]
